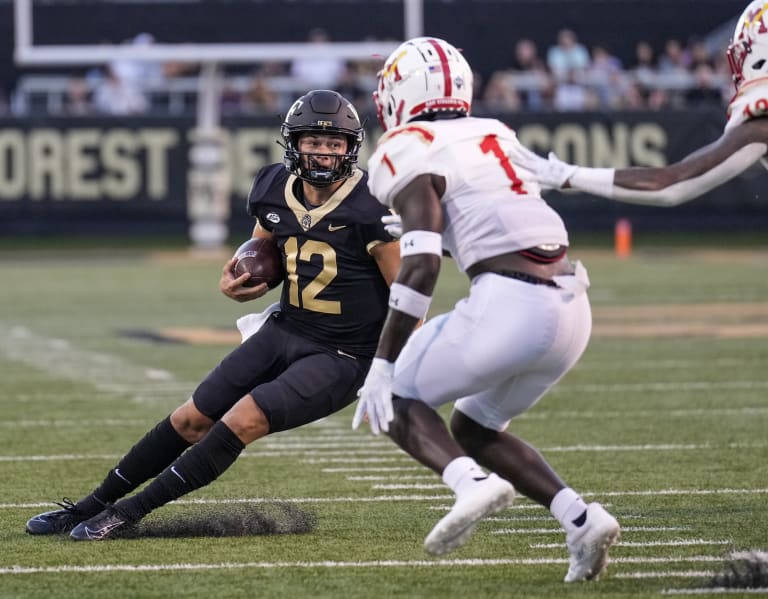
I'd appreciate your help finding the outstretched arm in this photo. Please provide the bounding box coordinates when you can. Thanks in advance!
[520,118,768,206]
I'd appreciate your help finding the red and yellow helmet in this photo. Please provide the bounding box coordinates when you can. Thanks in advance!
[374,37,473,131]
[727,0,768,88]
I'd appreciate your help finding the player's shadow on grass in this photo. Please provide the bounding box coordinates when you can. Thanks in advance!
[120,502,316,539]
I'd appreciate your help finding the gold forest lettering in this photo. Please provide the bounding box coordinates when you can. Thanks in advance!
[0,128,179,200]
[518,122,668,168]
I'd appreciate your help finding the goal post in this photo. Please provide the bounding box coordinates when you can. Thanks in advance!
[12,0,421,248]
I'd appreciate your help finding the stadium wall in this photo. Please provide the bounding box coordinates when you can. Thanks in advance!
[1,108,766,238]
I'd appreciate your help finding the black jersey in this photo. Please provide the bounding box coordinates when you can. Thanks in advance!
[247,164,395,357]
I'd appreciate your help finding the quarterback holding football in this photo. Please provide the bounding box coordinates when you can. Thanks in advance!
[26,90,400,541]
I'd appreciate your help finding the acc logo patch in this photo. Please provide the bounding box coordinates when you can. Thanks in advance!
[266,212,280,224]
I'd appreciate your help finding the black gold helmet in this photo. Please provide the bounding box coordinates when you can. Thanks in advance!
[280,90,365,186]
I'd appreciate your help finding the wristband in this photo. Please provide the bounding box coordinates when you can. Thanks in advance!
[400,230,443,257]
[388,282,431,319]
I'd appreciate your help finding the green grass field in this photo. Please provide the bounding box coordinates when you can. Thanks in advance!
[1,241,767,599]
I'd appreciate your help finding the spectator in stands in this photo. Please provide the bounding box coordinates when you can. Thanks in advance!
[546,28,591,81]
[585,45,625,109]
[684,63,726,107]
[510,38,551,111]
[688,37,715,70]
[63,76,92,116]
[632,41,656,77]
[629,40,657,90]
[93,65,148,115]
[553,70,599,111]
[290,28,347,89]
[619,80,649,110]
[219,81,243,116]
[646,87,672,111]
[480,71,521,113]
[657,39,689,73]
[111,33,166,89]
[241,68,280,115]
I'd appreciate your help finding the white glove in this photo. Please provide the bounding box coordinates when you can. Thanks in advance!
[352,358,395,435]
[510,146,579,190]
[381,214,402,239]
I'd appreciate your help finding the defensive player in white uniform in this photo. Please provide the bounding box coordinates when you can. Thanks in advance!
[352,37,620,583]
[517,0,768,204]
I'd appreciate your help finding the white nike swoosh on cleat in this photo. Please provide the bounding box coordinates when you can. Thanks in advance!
[85,521,124,539]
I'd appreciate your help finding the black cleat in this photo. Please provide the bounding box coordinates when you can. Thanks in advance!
[26,498,87,535]
[69,507,135,541]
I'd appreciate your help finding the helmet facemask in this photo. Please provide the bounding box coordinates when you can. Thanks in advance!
[283,130,361,187]
[728,0,768,89]
[280,90,365,187]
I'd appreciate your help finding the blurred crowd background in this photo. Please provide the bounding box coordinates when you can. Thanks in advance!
[0,0,743,118]
[4,0,763,239]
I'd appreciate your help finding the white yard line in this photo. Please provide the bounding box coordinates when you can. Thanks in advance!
[2,442,764,463]
[500,525,691,538]
[3,487,766,510]
[554,381,768,394]
[616,570,714,579]
[662,588,768,595]
[0,555,729,576]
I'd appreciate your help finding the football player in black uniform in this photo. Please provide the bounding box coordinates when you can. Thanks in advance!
[25,90,401,540]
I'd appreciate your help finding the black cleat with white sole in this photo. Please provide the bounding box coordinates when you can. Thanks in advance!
[26,498,88,535]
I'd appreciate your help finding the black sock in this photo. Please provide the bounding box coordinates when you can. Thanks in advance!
[115,421,245,521]
[75,416,192,517]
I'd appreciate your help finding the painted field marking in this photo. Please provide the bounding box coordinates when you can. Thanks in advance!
[347,475,437,481]
[4,441,763,463]
[0,324,192,401]
[492,528,691,535]
[322,467,425,473]
[0,419,151,429]
[616,570,714,579]
[0,554,727,576]
[5,487,765,511]
[529,538,730,547]
[662,588,768,595]
[555,381,768,394]
[518,406,768,420]
[610,570,715,579]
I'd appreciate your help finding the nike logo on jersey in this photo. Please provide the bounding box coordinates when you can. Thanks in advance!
[328,224,347,231]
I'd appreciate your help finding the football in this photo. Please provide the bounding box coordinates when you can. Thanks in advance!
[232,238,283,288]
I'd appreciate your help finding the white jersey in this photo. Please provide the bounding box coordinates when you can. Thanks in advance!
[367,117,569,273]
[725,76,768,170]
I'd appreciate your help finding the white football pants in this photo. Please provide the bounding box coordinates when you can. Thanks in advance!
[391,261,592,431]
